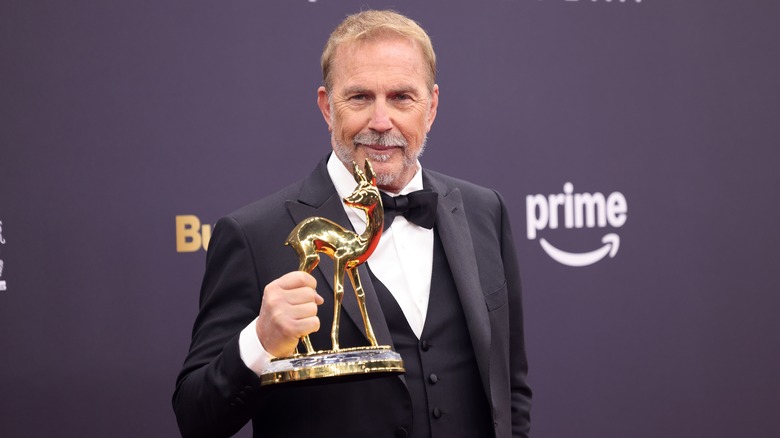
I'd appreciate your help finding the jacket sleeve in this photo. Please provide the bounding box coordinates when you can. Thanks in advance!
[496,191,533,437]
[172,216,268,438]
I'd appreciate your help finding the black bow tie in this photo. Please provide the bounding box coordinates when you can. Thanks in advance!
[380,189,438,231]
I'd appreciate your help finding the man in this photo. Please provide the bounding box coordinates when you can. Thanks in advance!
[174,10,531,438]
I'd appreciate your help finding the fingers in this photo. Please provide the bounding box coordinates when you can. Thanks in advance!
[256,271,324,357]
[275,271,317,290]
[272,272,323,307]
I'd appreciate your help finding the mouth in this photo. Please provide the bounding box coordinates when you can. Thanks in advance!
[355,143,401,152]
[352,132,408,153]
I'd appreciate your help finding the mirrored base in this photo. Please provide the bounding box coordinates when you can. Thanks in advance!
[260,346,404,386]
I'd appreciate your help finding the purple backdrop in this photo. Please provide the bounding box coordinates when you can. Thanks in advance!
[2,1,779,437]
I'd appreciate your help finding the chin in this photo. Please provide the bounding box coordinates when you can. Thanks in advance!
[367,159,398,174]
[374,165,411,191]
[374,171,398,186]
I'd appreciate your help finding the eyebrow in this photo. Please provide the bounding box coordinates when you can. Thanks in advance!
[388,86,421,96]
[342,86,372,96]
[341,85,423,96]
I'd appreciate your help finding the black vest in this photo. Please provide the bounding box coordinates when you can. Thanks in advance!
[369,231,494,438]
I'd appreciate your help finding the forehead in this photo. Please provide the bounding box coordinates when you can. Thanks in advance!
[330,36,429,89]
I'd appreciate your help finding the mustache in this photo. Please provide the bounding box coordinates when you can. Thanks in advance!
[352,132,408,148]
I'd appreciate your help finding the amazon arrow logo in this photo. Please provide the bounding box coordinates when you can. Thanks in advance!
[526,183,627,267]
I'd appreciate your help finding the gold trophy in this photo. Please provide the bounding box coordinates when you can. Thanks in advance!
[260,160,404,385]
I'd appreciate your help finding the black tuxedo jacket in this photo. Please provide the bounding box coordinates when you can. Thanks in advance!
[173,157,531,437]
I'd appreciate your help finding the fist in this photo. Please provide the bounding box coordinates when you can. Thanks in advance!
[256,271,324,357]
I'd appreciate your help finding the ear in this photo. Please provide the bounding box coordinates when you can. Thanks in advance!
[317,86,333,132]
[425,84,439,133]
[351,161,365,183]
[364,159,377,185]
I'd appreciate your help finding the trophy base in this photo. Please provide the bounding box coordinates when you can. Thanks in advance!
[260,345,404,386]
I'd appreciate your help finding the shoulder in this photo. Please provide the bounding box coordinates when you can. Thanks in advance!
[205,180,304,254]
[224,155,332,228]
[424,168,512,237]
[424,168,504,209]
[226,180,304,226]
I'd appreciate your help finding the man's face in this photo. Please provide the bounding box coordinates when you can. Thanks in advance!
[317,36,438,192]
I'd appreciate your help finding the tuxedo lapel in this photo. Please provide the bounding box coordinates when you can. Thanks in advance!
[284,157,394,349]
[424,171,492,393]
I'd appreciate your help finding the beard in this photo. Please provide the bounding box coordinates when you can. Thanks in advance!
[332,131,427,188]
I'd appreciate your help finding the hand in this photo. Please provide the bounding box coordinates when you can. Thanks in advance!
[256,271,324,357]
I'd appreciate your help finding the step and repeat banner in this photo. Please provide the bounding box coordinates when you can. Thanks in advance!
[2,1,778,437]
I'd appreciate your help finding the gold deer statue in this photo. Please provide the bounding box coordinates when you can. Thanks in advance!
[285,159,383,354]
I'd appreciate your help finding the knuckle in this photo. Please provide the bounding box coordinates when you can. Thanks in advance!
[290,271,308,285]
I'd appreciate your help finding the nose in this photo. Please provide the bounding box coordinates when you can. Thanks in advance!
[367,100,393,133]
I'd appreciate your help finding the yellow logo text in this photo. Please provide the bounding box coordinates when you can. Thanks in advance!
[176,215,212,252]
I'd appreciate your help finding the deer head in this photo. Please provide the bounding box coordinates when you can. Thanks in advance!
[343,160,380,211]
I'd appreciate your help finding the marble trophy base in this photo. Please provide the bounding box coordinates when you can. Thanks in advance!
[260,346,405,386]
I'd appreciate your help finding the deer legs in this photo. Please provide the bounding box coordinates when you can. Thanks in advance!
[330,263,379,351]
[330,260,346,351]
[347,268,379,347]
[296,259,379,354]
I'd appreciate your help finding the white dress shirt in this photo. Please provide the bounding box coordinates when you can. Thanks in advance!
[239,154,435,375]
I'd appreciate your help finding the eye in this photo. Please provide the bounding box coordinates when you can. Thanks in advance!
[349,94,368,101]
[393,94,412,101]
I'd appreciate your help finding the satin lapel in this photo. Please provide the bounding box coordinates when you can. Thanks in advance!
[284,159,393,348]
[425,172,491,391]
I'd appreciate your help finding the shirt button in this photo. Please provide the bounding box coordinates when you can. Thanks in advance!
[428,373,438,384]
[420,340,430,351]
[432,407,442,419]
